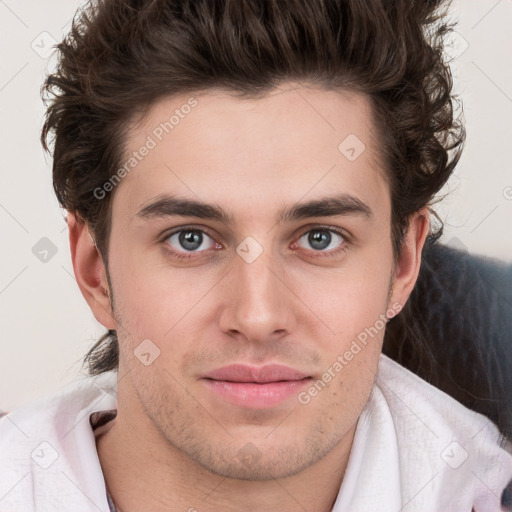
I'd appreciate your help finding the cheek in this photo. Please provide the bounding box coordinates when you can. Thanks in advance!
[108,246,221,351]
[288,256,393,341]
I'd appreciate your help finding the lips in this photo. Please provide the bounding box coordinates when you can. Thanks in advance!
[204,364,309,383]
[202,364,312,408]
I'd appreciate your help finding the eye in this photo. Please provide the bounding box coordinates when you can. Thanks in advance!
[295,228,346,253]
[165,228,218,254]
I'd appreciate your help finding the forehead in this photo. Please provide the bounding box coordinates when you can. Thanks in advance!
[112,84,388,220]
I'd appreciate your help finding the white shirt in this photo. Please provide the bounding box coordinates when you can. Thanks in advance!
[1,355,511,511]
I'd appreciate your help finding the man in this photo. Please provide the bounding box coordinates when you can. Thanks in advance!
[1,0,511,510]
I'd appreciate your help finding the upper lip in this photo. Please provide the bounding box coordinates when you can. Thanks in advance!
[203,364,310,383]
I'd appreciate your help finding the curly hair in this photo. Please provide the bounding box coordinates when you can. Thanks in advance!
[41,0,465,376]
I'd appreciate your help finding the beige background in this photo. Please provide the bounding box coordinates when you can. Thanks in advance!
[1,0,511,411]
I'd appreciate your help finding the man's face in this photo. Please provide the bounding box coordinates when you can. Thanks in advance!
[106,84,397,479]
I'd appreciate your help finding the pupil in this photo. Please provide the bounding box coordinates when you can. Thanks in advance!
[309,230,331,250]
[179,230,202,250]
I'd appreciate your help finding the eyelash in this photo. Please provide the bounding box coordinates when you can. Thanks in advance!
[160,225,350,261]
[292,226,349,259]
[161,227,219,262]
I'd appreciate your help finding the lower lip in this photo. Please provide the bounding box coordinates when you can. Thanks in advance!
[202,378,311,408]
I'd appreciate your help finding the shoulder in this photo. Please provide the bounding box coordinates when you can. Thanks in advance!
[0,371,117,441]
[377,354,504,436]
[375,355,512,511]
[0,372,117,511]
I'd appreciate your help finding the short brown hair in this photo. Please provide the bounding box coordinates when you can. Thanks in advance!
[41,0,464,376]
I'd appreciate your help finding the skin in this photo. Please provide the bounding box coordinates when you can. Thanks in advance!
[69,83,429,512]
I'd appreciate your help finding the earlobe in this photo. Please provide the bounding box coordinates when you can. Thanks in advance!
[389,209,430,311]
[68,213,116,329]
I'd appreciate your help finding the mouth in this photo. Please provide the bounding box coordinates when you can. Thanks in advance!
[201,364,313,408]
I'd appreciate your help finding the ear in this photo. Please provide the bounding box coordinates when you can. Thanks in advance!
[388,209,430,311]
[68,213,116,329]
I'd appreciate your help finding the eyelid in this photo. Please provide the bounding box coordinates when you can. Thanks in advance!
[160,225,219,255]
[160,224,219,244]
[289,227,349,262]
[293,223,351,243]
[159,223,351,260]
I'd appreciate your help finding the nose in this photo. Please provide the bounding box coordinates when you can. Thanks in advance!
[217,247,296,344]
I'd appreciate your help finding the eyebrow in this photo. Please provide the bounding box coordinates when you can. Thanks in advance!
[135,193,372,223]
